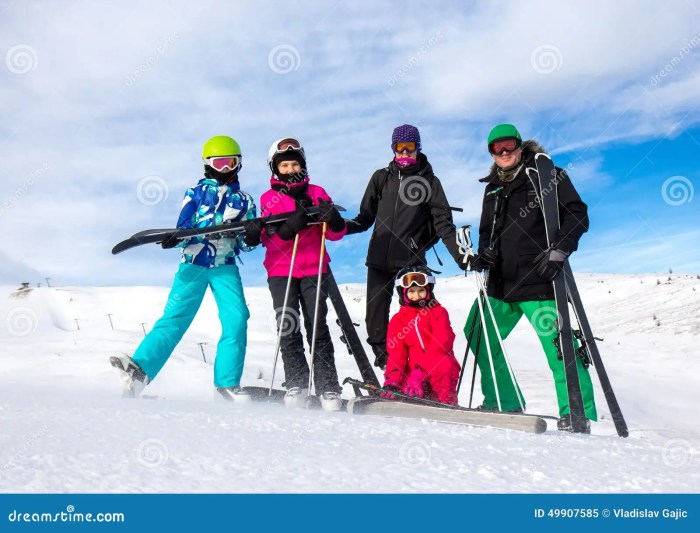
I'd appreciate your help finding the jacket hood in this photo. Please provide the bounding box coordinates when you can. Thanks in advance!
[480,139,547,182]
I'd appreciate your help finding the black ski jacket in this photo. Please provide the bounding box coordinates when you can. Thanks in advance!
[478,140,589,302]
[346,153,461,272]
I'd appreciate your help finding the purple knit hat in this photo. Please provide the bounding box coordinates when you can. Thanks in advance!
[391,124,421,151]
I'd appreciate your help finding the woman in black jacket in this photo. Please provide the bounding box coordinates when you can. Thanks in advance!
[345,124,465,369]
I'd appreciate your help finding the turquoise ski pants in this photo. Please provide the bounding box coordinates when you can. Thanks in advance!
[132,263,249,388]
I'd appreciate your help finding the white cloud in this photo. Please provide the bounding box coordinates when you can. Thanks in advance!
[1,0,698,284]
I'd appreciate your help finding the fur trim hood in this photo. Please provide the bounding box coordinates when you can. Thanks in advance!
[480,139,547,182]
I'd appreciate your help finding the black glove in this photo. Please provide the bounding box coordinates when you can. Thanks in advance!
[161,234,182,249]
[276,207,309,241]
[456,253,471,270]
[242,218,265,247]
[469,248,498,272]
[317,199,345,232]
[534,248,569,281]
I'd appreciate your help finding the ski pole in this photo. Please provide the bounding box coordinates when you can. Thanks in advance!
[269,233,300,396]
[343,377,464,411]
[456,226,501,410]
[307,222,328,396]
[457,225,526,413]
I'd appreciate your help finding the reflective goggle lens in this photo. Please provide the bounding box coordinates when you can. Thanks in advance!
[277,138,302,152]
[488,138,520,155]
[206,156,240,171]
[396,272,433,288]
[394,141,417,153]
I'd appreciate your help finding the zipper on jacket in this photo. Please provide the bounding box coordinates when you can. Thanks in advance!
[413,316,426,352]
[385,172,403,266]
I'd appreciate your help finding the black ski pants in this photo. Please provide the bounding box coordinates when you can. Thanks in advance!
[365,267,400,359]
[268,275,341,394]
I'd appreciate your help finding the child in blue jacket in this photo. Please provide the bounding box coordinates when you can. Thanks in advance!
[112,136,256,402]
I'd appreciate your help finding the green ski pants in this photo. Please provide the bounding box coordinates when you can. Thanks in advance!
[464,297,597,420]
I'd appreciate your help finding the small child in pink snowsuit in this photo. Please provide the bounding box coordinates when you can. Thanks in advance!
[242,137,347,411]
[382,266,461,405]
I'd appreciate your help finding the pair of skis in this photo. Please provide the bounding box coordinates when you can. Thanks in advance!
[533,154,628,437]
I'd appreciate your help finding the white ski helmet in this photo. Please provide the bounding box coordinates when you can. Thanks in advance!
[267,137,306,172]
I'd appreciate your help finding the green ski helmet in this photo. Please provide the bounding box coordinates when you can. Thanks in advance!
[202,135,242,158]
[487,124,521,146]
[202,135,242,174]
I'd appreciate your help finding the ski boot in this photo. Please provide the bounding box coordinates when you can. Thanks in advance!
[284,387,309,408]
[216,386,252,404]
[319,391,342,412]
[557,414,591,434]
[110,354,149,398]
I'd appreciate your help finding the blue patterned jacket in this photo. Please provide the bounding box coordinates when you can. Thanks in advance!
[176,178,257,268]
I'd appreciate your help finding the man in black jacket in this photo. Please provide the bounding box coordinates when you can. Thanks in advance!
[345,124,465,369]
[465,124,597,432]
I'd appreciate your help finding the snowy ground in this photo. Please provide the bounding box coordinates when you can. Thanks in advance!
[1,272,699,493]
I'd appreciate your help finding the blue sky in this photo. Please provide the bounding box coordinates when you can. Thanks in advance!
[0,0,698,287]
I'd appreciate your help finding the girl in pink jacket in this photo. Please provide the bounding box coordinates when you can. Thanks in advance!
[383,266,461,405]
[243,138,347,411]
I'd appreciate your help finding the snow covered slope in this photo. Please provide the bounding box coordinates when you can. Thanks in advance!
[0,273,698,493]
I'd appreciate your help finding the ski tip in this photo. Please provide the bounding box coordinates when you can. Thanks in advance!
[534,152,552,161]
[534,418,548,434]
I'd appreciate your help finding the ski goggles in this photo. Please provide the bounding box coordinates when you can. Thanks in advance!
[204,155,241,172]
[393,141,418,153]
[488,137,521,155]
[273,138,303,155]
[395,271,435,288]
